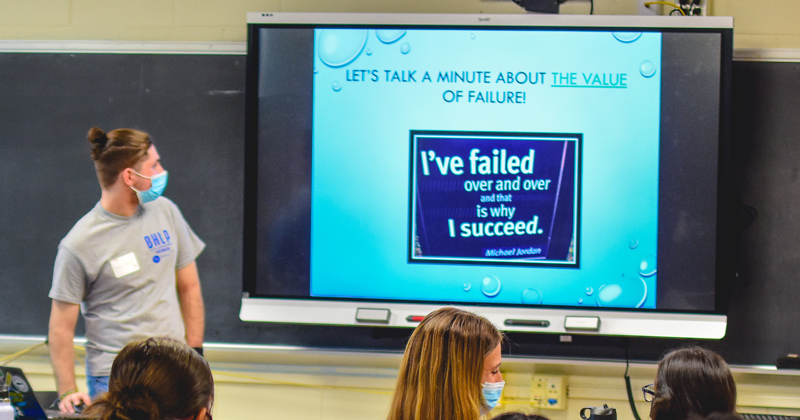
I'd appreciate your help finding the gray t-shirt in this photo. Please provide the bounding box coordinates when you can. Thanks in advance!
[49,197,205,376]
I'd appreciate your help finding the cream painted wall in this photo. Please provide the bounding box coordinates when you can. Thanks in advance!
[0,0,799,49]
[4,344,800,420]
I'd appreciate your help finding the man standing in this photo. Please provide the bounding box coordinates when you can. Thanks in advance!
[48,127,205,412]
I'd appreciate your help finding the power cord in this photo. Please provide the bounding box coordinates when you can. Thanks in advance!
[0,342,48,366]
[624,340,643,420]
[644,1,686,15]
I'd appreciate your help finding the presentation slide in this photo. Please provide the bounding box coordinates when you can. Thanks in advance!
[411,131,579,265]
[309,28,661,308]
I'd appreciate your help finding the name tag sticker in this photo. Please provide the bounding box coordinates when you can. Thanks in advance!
[110,252,140,278]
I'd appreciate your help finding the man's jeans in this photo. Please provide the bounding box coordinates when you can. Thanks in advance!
[87,375,109,400]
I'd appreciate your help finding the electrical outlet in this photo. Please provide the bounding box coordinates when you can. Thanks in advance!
[531,376,547,405]
[695,0,709,16]
[679,0,708,16]
[531,375,566,409]
[639,0,710,16]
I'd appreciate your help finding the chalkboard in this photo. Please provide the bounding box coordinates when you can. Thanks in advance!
[0,51,253,341]
[0,50,797,365]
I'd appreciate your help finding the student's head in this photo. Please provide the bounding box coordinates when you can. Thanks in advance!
[86,337,214,420]
[491,412,550,420]
[649,347,736,420]
[687,412,744,420]
[87,126,157,189]
[388,307,504,420]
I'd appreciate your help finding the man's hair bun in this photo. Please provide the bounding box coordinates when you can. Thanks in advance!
[87,127,110,160]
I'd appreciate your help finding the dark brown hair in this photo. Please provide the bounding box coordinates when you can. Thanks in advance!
[650,347,737,420]
[86,337,213,420]
[87,127,152,188]
[491,413,550,420]
[388,307,503,420]
[686,412,744,420]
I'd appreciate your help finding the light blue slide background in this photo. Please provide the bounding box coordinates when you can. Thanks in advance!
[310,28,661,308]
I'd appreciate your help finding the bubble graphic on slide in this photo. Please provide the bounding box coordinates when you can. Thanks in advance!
[317,29,368,68]
[597,278,648,308]
[640,60,657,78]
[481,276,501,297]
[522,289,542,304]
[596,284,623,306]
[332,81,342,92]
[578,298,584,304]
[639,255,657,276]
[629,239,639,249]
[376,30,405,44]
[585,287,594,296]
[612,32,643,43]
[365,48,372,56]
[470,32,476,40]
[463,283,472,292]
[636,277,648,308]
[400,42,411,54]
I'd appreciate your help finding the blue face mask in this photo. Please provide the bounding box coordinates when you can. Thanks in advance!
[131,170,168,204]
[482,380,505,411]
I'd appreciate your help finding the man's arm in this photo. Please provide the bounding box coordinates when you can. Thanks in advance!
[176,261,204,347]
[48,300,91,412]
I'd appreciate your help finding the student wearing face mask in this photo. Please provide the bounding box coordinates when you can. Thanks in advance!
[388,307,505,420]
[47,127,206,413]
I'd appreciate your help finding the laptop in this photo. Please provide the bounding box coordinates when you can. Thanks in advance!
[0,366,91,420]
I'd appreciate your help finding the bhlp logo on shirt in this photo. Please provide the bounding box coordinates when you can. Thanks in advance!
[144,229,172,263]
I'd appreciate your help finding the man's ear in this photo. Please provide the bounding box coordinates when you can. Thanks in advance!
[120,168,135,187]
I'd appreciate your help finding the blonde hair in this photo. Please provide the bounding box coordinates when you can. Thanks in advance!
[86,126,152,188]
[388,307,503,420]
